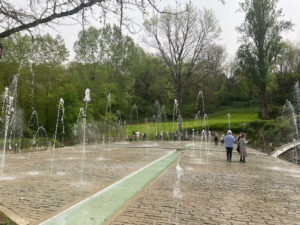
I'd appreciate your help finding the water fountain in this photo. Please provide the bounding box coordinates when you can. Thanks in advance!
[173,151,184,225]
[243,122,246,133]
[0,88,15,179]
[257,129,266,152]
[50,98,65,177]
[227,113,231,130]
[131,104,138,124]
[196,91,205,115]
[80,88,91,182]
[106,92,112,145]
[295,81,300,115]
[202,114,210,162]
[282,100,299,141]
[173,99,178,142]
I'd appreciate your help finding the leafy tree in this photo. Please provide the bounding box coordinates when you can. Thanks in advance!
[144,2,220,133]
[0,33,68,64]
[237,0,292,119]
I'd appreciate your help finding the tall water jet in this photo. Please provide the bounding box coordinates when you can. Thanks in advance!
[243,122,246,133]
[202,114,210,162]
[161,104,167,132]
[106,92,112,145]
[295,82,300,114]
[9,63,23,152]
[80,88,91,182]
[172,99,178,141]
[282,100,299,141]
[131,104,138,124]
[50,98,65,177]
[0,89,14,179]
[227,113,231,130]
[196,91,205,116]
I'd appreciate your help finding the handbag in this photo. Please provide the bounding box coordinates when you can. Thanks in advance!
[236,144,240,153]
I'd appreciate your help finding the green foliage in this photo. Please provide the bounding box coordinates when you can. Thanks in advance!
[267,105,282,119]
[237,0,293,118]
[126,106,259,138]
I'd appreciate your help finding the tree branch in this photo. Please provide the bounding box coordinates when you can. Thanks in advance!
[0,0,104,39]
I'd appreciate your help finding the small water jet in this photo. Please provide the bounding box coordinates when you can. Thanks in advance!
[50,98,65,177]
[173,151,184,225]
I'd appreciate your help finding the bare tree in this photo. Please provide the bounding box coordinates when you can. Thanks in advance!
[144,2,220,133]
[0,0,163,39]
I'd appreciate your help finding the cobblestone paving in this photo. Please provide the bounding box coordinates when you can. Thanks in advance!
[0,142,182,224]
[109,144,300,225]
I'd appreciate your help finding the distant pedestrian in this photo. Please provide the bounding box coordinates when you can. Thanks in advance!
[142,132,146,141]
[238,133,248,163]
[224,130,235,162]
[132,131,135,141]
[214,133,218,145]
[220,133,225,145]
[160,130,163,140]
[166,131,169,141]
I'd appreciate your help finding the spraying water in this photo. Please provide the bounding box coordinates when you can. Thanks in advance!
[50,98,65,177]
[173,99,178,141]
[295,82,300,114]
[131,104,138,124]
[282,100,299,141]
[0,91,14,179]
[196,91,205,116]
[80,88,91,182]
[227,113,231,130]
[173,151,183,225]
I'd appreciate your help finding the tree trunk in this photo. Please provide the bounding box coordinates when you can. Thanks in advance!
[260,86,269,119]
[176,85,183,140]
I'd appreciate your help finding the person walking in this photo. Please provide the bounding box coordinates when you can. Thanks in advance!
[214,133,218,145]
[224,130,235,162]
[220,133,225,145]
[166,131,169,141]
[238,133,248,162]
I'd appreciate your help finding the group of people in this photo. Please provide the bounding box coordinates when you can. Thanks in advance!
[223,130,248,163]
[154,130,170,141]
[132,131,147,141]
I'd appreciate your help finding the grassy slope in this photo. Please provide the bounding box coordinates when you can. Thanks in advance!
[0,212,17,225]
[126,107,259,137]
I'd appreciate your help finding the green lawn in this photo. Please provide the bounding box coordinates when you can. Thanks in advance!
[126,107,259,138]
[0,212,16,225]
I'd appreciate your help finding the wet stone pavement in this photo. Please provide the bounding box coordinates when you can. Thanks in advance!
[0,142,181,224]
[108,143,300,225]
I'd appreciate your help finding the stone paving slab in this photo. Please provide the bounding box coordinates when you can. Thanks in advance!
[0,141,185,224]
[41,151,177,225]
[108,143,300,225]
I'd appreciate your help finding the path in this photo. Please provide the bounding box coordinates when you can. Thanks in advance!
[271,140,300,158]
[0,142,184,224]
[108,143,300,225]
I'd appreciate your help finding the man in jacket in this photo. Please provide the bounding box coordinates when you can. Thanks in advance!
[224,130,235,162]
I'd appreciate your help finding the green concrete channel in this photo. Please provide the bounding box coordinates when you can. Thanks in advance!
[40,150,178,225]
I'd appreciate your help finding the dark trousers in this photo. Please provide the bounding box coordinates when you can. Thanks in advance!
[226,147,233,162]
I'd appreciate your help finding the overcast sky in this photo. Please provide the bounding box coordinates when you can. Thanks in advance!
[49,0,300,61]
